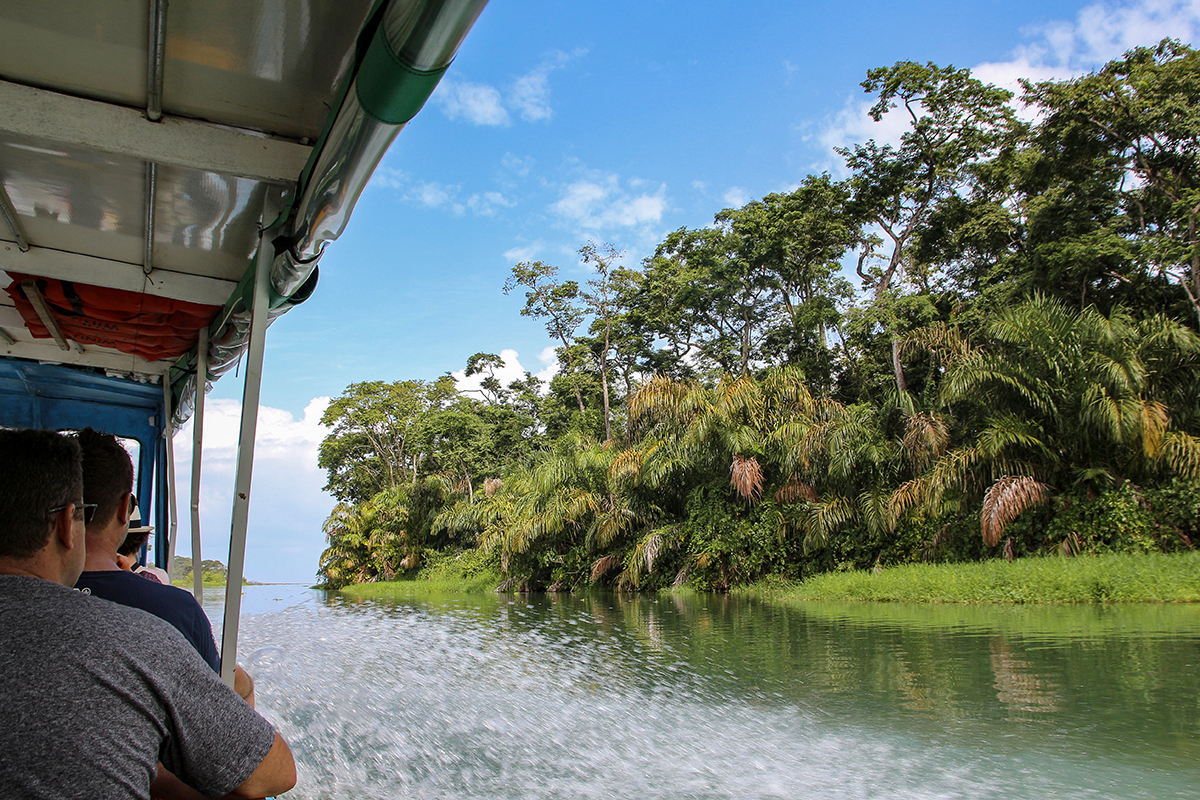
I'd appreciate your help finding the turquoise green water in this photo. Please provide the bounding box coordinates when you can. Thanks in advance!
[209,587,1200,799]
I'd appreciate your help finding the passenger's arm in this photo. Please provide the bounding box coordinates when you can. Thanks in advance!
[234,664,256,709]
[222,732,296,799]
[150,764,208,800]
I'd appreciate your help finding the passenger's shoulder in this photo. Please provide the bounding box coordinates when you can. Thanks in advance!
[78,587,179,629]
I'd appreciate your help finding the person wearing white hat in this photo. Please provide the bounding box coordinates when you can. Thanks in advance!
[116,497,170,583]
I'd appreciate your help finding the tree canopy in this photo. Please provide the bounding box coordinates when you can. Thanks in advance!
[317,41,1200,591]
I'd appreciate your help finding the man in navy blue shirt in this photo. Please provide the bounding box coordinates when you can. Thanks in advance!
[73,427,254,703]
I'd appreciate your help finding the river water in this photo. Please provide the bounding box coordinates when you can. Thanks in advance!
[201,586,1200,800]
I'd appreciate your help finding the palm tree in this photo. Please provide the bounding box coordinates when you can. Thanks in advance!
[895,295,1200,546]
[436,432,654,589]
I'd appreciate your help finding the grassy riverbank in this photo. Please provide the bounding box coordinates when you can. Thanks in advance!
[742,552,1200,603]
[329,552,1200,604]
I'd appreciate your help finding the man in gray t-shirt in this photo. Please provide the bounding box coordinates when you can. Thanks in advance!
[0,429,296,799]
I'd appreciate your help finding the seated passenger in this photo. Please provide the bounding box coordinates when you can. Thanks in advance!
[0,428,296,799]
[73,427,254,705]
[116,499,170,584]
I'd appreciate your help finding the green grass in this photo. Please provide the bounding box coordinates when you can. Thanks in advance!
[741,552,1200,604]
[172,578,228,589]
[333,549,503,598]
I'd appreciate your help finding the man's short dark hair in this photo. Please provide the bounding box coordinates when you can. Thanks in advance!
[75,427,134,529]
[0,429,83,558]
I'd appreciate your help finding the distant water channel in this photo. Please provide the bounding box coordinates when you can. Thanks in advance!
[201,586,1200,800]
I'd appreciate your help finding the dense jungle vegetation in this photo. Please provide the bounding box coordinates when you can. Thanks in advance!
[318,41,1200,592]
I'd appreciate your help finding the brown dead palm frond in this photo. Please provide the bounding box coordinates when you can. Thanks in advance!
[483,478,503,496]
[903,412,950,471]
[774,474,818,505]
[643,532,663,573]
[673,563,692,587]
[980,476,1052,547]
[730,454,764,503]
[590,554,622,581]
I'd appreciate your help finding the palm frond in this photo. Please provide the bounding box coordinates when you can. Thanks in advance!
[1161,431,1200,479]
[979,476,1051,547]
[774,475,818,504]
[730,454,764,502]
[590,554,622,581]
[1140,400,1168,457]
[801,493,856,551]
[899,321,975,365]
[902,411,950,470]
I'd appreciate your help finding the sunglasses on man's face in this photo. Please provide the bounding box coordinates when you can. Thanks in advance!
[48,502,99,524]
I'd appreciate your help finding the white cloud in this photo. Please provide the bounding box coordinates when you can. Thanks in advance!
[467,191,516,216]
[170,398,334,584]
[509,52,566,122]
[723,187,751,208]
[434,79,511,126]
[535,346,560,384]
[412,181,459,209]
[368,166,407,190]
[370,172,505,217]
[501,153,534,178]
[551,172,668,233]
[816,94,913,163]
[436,50,585,127]
[504,242,543,263]
[1069,0,1200,64]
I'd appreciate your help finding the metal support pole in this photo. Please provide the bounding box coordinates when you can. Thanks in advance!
[0,179,29,252]
[144,162,158,275]
[162,376,179,576]
[190,325,207,603]
[146,0,167,122]
[21,279,70,350]
[219,197,278,687]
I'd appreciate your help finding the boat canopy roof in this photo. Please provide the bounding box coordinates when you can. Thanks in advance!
[0,0,487,414]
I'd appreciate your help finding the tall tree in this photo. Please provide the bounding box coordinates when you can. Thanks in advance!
[318,378,455,503]
[504,261,587,413]
[1025,39,1200,321]
[579,241,623,441]
[838,61,1020,391]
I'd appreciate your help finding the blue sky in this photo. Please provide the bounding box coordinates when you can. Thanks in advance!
[174,0,1200,583]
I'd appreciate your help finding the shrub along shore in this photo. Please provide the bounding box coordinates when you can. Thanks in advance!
[333,552,1200,604]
